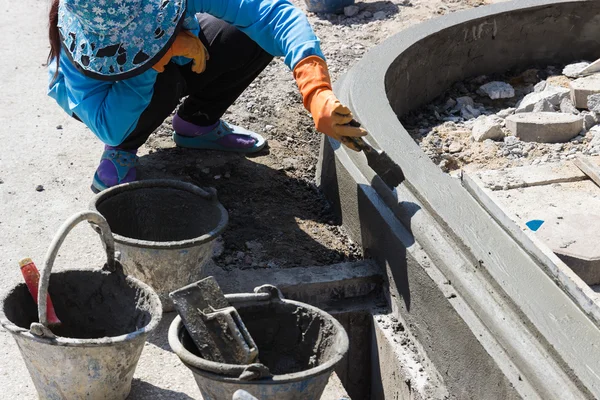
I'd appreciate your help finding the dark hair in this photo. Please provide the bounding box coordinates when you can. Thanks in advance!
[49,0,60,78]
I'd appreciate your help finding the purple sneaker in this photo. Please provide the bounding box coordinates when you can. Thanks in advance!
[172,114,266,153]
[91,146,139,193]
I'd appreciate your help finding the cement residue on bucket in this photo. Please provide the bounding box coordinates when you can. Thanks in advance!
[96,188,223,243]
[3,268,154,339]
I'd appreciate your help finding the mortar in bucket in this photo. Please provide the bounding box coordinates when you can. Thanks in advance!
[90,179,229,311]
[168,285,349,400]
[0,211,162,400]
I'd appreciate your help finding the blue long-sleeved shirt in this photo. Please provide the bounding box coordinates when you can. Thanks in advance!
[48,0,324,146]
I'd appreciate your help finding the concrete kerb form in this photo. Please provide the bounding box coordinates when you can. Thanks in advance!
[319,0,600,398]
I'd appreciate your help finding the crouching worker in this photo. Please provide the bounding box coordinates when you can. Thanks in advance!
[47,0,367,192]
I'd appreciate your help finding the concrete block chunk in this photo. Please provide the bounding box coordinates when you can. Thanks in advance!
[582,112,598,131]
[533,98,555,112]
[472,116,504,142]
[560,98,579,115]
[479,81,515,99]
[516,85,570,113]
[534,81,547,93]
[569,74,600,109]
[562,62,590,78]
[536,214,600,285]
[587,93,600,113]
[505,112,584,143]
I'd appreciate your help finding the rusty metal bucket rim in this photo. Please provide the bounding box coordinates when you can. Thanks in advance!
[168,291,350,383]
[89,179,229,250]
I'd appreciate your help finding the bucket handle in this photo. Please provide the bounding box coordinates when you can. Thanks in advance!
[32,211,115,336]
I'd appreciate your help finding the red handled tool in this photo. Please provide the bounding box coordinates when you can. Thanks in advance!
[19,258,61,326]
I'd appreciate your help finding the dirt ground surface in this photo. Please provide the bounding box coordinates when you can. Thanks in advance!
[1,0,503,398]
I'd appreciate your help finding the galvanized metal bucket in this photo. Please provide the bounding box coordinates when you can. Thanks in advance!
[90,179,229,311]
[0,211,162,400]
[168,285,349,400]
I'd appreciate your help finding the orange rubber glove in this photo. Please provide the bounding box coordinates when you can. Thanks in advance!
[293,56,367,151]
[153,30,209,73]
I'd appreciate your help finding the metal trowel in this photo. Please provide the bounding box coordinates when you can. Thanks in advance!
[169,276,258,364]
[342,120,406,188]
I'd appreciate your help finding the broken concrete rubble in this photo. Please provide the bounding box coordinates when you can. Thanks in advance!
[570,74,600,109]
[587,93,600,113]
[533,98,555,112]
[582,112,598,131]
[560,97,579,114]
[478,81,515,100]
[562,61,590,78]
[516,85,570,113]
[472,116,504,142]
[505,112,583,143]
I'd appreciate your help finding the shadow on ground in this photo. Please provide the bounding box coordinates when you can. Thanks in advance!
[129,379,195,400]
[147,311,177,352]
[136,146,360,270]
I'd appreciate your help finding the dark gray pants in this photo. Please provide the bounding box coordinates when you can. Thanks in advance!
[120,14,273,149]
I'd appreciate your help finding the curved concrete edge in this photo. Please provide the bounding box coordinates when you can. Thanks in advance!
[318,136,590,399]
[325,0,600,396]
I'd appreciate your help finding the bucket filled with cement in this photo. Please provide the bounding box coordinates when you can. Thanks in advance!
[90,179,228,311]
[168,285,349,400]
[0,211,162,400]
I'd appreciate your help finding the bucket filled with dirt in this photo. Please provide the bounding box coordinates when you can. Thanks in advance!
[90,179,229,311]
[168,285,349,400]
[0,211,162,400]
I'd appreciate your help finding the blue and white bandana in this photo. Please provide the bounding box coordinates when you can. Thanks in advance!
[58,0,186,80]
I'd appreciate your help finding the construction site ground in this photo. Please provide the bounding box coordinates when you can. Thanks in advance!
[0,0,505,398]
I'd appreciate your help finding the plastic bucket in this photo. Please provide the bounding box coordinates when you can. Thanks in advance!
[168,285,349,400]
[90,179,228,311]
[0,211,162,400]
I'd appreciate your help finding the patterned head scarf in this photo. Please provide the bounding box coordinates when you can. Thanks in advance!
[58,0,185,80]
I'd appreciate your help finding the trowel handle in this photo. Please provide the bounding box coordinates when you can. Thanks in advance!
[341,120,375,153]
[36,211,115,329]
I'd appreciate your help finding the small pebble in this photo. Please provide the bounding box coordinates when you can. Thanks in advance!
[56,124,63,130]
[214,175,221,180]
[373,11,387,20]
[35,185,44,192]
[343,4,359,17]
[201,168,210,174]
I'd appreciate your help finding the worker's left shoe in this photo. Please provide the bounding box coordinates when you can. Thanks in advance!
[172,114,266,153]
[91,146,139,193]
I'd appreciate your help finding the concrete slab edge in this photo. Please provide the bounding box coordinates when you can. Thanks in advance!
[207,260,383,311]
[322,138,589,399]
[462,171,600,323]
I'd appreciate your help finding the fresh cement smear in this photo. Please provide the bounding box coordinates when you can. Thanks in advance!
[3,269,154,338]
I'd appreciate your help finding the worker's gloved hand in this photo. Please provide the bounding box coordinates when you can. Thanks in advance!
[293,56,367,151]
[153,30,209,74]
